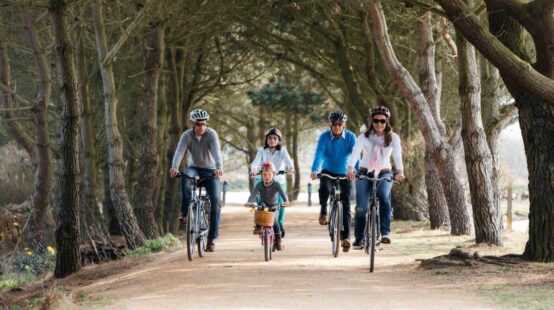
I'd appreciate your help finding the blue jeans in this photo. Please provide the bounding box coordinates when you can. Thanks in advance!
[181,167,221,240]
[354,171,393,242]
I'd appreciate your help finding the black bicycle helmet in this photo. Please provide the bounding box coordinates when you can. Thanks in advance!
[328,110,347,122]
[264,127,282,140]
[371,105,390,118]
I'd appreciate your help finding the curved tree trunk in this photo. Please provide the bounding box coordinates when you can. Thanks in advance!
[457,17,503,245]
[368,2,472,235]
[487,2,554,260]
[49,0,81,278]
[0,37,37,160]
[417,12,450,228]
[437,0,554,261]
[91,1,145,249]
[134,5,164,239]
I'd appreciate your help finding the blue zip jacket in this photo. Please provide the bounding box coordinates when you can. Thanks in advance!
[311,129,357,175]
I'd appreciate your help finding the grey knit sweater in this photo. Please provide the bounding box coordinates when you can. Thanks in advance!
[171,128,223,170]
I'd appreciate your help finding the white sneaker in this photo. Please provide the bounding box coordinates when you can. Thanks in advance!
[381,234,391,244]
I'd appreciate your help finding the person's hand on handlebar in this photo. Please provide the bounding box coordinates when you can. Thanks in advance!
[244,202,254,208]
[394,172,405,182]
[249,171,257,179]
[283,201,290,207]
[215,168,223,178]
[346,166,356,181]
[169,168,179,178]
[310,171,318,180]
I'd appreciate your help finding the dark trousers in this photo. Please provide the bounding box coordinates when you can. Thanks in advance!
[318,170,352,240]
[181,167,221,240]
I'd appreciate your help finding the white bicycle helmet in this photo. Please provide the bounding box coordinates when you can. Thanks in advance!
[189,109,210,122]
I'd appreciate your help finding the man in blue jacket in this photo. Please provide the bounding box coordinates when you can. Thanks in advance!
[310,111,356,252]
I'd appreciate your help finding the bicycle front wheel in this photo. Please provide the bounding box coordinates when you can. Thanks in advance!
[186,204,196,261]
[198,200,210,257]
[370,205,377,272]
[331,201,342,258]
[264,229,271,262]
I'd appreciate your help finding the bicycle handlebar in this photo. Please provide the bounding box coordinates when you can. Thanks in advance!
[317,173,348,180]
[356,173,399,184]
[175,172,216,182]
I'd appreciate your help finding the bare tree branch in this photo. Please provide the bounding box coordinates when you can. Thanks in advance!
[102,0,154,67]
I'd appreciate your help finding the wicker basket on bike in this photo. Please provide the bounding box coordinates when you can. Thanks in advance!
[254,209,276,226]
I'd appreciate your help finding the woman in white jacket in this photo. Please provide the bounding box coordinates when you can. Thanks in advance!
[346,106,405,246]
[250,128,295,235]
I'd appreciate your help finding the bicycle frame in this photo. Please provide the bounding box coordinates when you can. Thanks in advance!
[178,172,213,260]
[318,173,348,257]
[246,203,279,261]
[357,171,395,272]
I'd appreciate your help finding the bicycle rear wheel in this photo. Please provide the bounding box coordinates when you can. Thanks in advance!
[264,229,271,262]
[370,205,377,272]
[186,204,196,261]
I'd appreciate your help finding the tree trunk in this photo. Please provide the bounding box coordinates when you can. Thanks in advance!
[156,55,169,234]
[368,2,472,235]
[19,11,54,250]
[91,1,145,249]
[456,14,503,244]
[246,118,257,192]
[134,5,164,239]
[437,0,554,261]
[49,0,81,278]
[487,3,554,260]
[290,113,300,201]
[425,150,450,229]
[163,48,182,234]
[417,12,450,228]
[102,163,120,235]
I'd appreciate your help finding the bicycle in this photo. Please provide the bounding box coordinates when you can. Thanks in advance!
[357,171,397,272]
[317,173,348,258]
[177,172,213,261]
[245,202,280,262]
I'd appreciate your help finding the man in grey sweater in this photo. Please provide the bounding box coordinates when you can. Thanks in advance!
[170,109,223,252]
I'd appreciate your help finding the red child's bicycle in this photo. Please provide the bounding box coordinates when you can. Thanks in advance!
[246,202,279,262]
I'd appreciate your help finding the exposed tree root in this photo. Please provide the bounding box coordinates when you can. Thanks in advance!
[418,248,526,269]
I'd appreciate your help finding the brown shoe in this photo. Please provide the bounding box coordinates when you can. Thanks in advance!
[274,235,283,251]
[319,214,328,225]
[206,239,215,252]
[342,239,351,252]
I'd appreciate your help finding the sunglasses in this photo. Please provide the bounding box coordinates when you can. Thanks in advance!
[372,119,387,124]
[195,122,207,127]
[331,122,344,127]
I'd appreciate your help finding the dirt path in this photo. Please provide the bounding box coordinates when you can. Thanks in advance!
[80,205,498,309]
